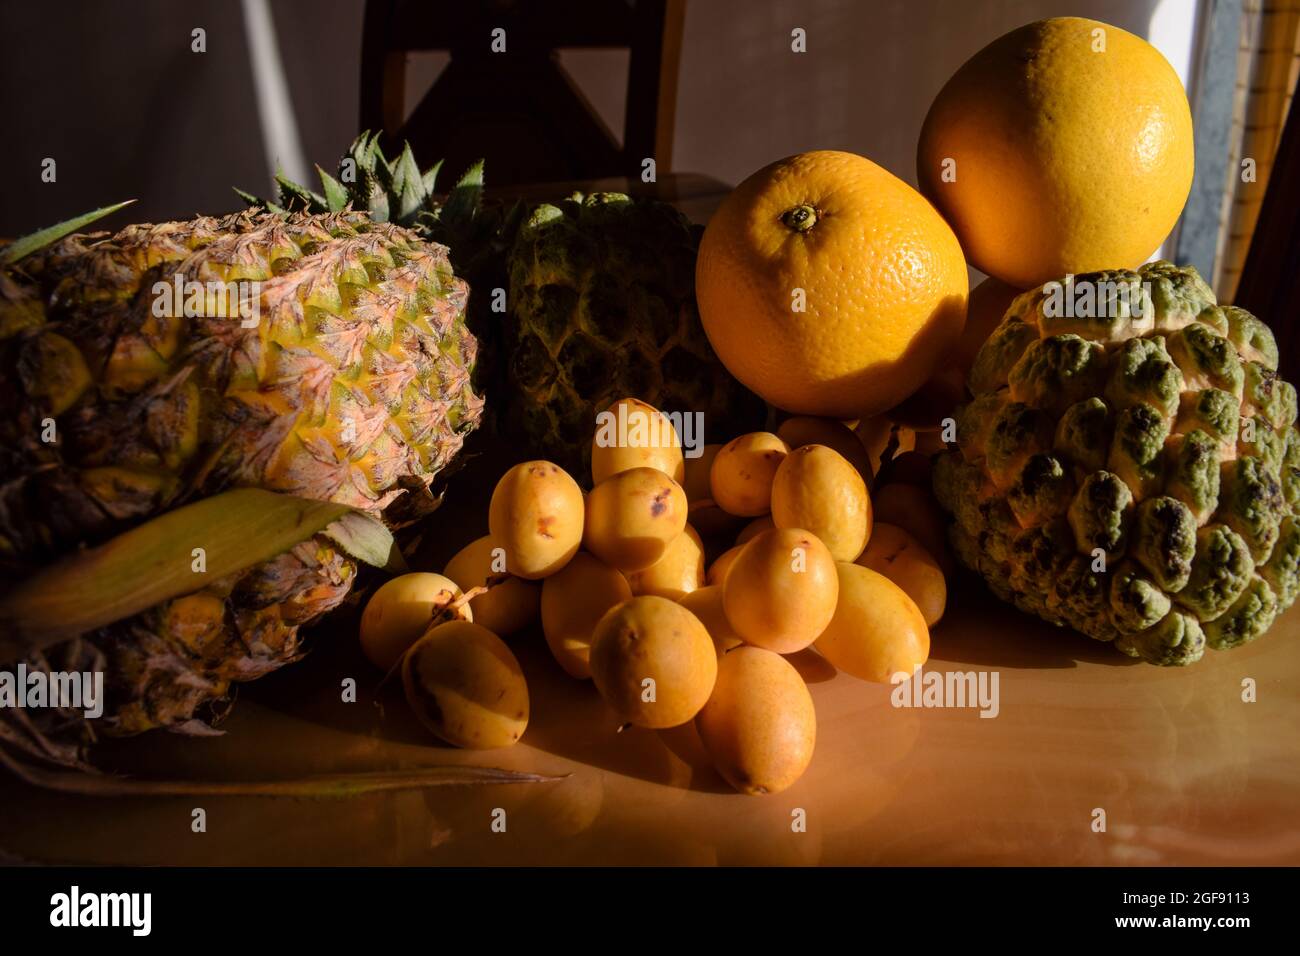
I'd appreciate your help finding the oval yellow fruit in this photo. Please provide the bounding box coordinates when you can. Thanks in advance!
[697,149,968,418]
[735,514,775,546]
[891,276,1023,431]
[855,523,947,627]
[583,467,688,572]
[591,397,685,486]
[627,524,705,600]
[682,443,723,503]
[678,585,744,654]
[770,444,871,561]
[589,596,717,728]
[870,482,953,576]
[540,552,632,679]
[359,572,470,671]
[696,646,816,795]
[402,621,529,749]
[776,416,874,481]
[683,443,745,538]
[706,544,744,586]
[488,461,584,579]
[709,432,789,517]
[722,527,839,653]
[918,17,1194,288]
[816,562,929,683]
[443,535,541,635]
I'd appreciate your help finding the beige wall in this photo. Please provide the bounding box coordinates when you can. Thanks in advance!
[0,0,1179,236]
[559,1,1172,188]
[671,0,1167,188]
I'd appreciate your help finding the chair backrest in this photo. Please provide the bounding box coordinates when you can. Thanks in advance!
[359,0,685,185]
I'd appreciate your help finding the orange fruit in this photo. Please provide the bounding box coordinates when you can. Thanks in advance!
[918,17,1193,288]
[947,276,1024,374]
[888,275,1023,429]
[696,150,968,419]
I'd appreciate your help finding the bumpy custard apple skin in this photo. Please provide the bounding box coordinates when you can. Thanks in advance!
[933,261,1300,664]
[503,192,766,476]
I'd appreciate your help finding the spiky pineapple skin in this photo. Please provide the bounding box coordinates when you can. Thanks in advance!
[0,210,482,733]
[241,143,764,473]
[933,261,1300,665]
[504,193,766,475]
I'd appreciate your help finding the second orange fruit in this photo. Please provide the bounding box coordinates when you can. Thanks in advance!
[696,150,968,419]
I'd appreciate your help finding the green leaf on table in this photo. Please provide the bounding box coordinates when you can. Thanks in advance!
[0,489,356,660]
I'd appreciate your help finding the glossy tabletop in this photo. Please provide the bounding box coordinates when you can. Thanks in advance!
[3,440,1297,867]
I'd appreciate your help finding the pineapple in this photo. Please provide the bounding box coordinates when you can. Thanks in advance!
[249,136,766,476]
[0,209,482,739]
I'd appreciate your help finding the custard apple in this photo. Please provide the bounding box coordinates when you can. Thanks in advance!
[934,261,1299,664]
[504,192,766,476]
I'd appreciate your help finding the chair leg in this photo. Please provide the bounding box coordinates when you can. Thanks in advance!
[359,0,404,140]
[625,0,684,178]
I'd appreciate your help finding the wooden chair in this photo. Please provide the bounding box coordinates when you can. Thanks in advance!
[359,0,685,186]
[1236,95,1300,379]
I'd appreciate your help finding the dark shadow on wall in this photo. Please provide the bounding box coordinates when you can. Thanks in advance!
[0,0,363,235]
[1,0,1167,236]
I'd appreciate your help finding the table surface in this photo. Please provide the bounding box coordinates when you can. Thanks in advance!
[2,177,1297,867]
[3,437,1298,867]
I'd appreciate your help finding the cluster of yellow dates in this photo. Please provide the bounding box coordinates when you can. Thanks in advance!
[359,399,950,795]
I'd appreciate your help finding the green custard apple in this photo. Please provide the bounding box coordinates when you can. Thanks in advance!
[934,261,1299,664]
[504,192,766,474]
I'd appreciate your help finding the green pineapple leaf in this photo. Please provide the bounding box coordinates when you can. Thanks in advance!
[397,182,422,223]
[366,184,390,223]
[275,171,326,211]
[366,135,395,190]
[1,200,135,266]
[354,131,382,178]
[233,187,289,215]
[421,158,444,197]
[0,489,389,659]
[394,144,427,222]
[230,133,491,250]
[441,160,486,227]
[393,143,418,193]
[316,166,350,212]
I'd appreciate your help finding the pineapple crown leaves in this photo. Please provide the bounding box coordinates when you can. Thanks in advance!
[0,200,135,266]
[236,131,481,233]
[235,132,520,280]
